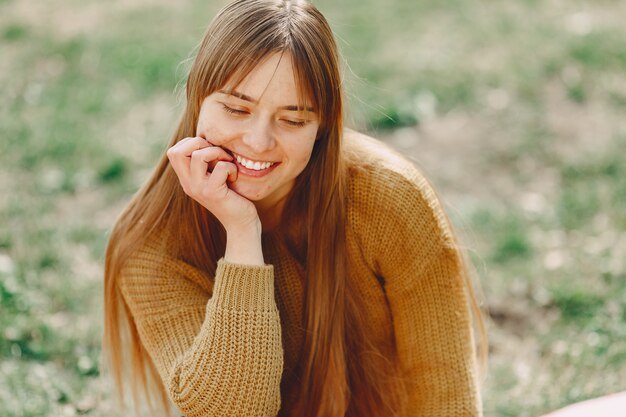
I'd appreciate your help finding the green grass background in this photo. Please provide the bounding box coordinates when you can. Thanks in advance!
[1,0,625,416]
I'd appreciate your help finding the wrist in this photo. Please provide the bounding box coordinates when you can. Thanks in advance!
[224,223,264,266]
[225,217,262,238]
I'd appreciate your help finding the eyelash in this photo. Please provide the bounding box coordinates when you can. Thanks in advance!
[284,120,307,127]
[221,104,247,116]
[221,104,308,128]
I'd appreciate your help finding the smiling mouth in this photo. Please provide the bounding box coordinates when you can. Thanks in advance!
[223,148,281,171]
[235,154,276,170]
[220,147,281,177]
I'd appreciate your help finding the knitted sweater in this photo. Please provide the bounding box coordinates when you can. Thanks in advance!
[118,130,482,417]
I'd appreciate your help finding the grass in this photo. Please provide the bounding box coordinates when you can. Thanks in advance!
[1,0,625,416]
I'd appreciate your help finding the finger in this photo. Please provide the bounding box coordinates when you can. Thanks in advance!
[168,137,215,183]
[183,137,213,157]
[167,136,203,164]
[225,162,238,182]
[169,137,211,159]
[169,136,196,154]
[167,138,196,178]
[189,146,233,180]
[177,136,196,145]
[207,161,237,188]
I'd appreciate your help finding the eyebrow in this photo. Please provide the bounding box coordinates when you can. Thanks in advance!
[218,89,316,113]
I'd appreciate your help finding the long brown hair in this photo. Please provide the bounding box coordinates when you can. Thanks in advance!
[103,1,486,416]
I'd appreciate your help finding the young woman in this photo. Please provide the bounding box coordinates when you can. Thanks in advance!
[103,0,486,416]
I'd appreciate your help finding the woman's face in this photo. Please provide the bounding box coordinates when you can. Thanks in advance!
[196,52,319,212]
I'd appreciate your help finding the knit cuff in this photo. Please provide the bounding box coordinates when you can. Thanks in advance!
[211,258,275,312]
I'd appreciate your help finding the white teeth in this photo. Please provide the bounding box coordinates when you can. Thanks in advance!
[233,153,275,171]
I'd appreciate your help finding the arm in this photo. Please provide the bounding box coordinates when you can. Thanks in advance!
[382,246,482,416]
[362,168,482,416]
[118,235,283,417]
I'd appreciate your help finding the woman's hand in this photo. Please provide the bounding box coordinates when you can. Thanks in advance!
[166,136,261,235]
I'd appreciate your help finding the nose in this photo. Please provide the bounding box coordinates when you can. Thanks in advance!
[242,116,276,154]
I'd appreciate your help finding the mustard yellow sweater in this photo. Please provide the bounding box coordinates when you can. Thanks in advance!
[118,131,482,416]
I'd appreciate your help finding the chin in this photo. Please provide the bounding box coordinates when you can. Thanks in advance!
[230,181,268,201]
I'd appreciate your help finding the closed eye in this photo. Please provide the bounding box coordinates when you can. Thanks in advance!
[221,103,308,127]
[221,104,248,116]
[283,119,307,127]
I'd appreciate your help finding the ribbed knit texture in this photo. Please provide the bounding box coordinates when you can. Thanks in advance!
[118,131,482,417]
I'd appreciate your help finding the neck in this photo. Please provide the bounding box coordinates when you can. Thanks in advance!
[254,180,296,232]
[255,195,288,232]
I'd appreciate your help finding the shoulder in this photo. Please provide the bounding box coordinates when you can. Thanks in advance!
[342,128,455,247]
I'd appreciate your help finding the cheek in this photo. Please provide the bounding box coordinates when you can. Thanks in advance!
[296,152,312,167]
[197,118,234,147]
[294,139,316,166]
[281,140,311,166]
[204,126,225,144]
[196,100,239,145]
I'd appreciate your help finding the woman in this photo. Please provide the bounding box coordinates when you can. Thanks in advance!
[103,0,486,416]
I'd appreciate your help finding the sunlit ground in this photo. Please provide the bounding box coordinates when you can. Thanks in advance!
[1,0,625,416]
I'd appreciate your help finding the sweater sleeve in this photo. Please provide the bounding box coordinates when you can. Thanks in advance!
[117,238,284,417]
[383,246,482,417]
[353,165,483,417]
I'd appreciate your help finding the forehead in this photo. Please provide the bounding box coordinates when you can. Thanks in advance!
[221,52,314,107]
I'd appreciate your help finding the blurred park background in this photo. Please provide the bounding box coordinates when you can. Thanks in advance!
[1,0,625,415]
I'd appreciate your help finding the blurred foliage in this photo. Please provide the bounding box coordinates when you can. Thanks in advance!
[0,0,625,416]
